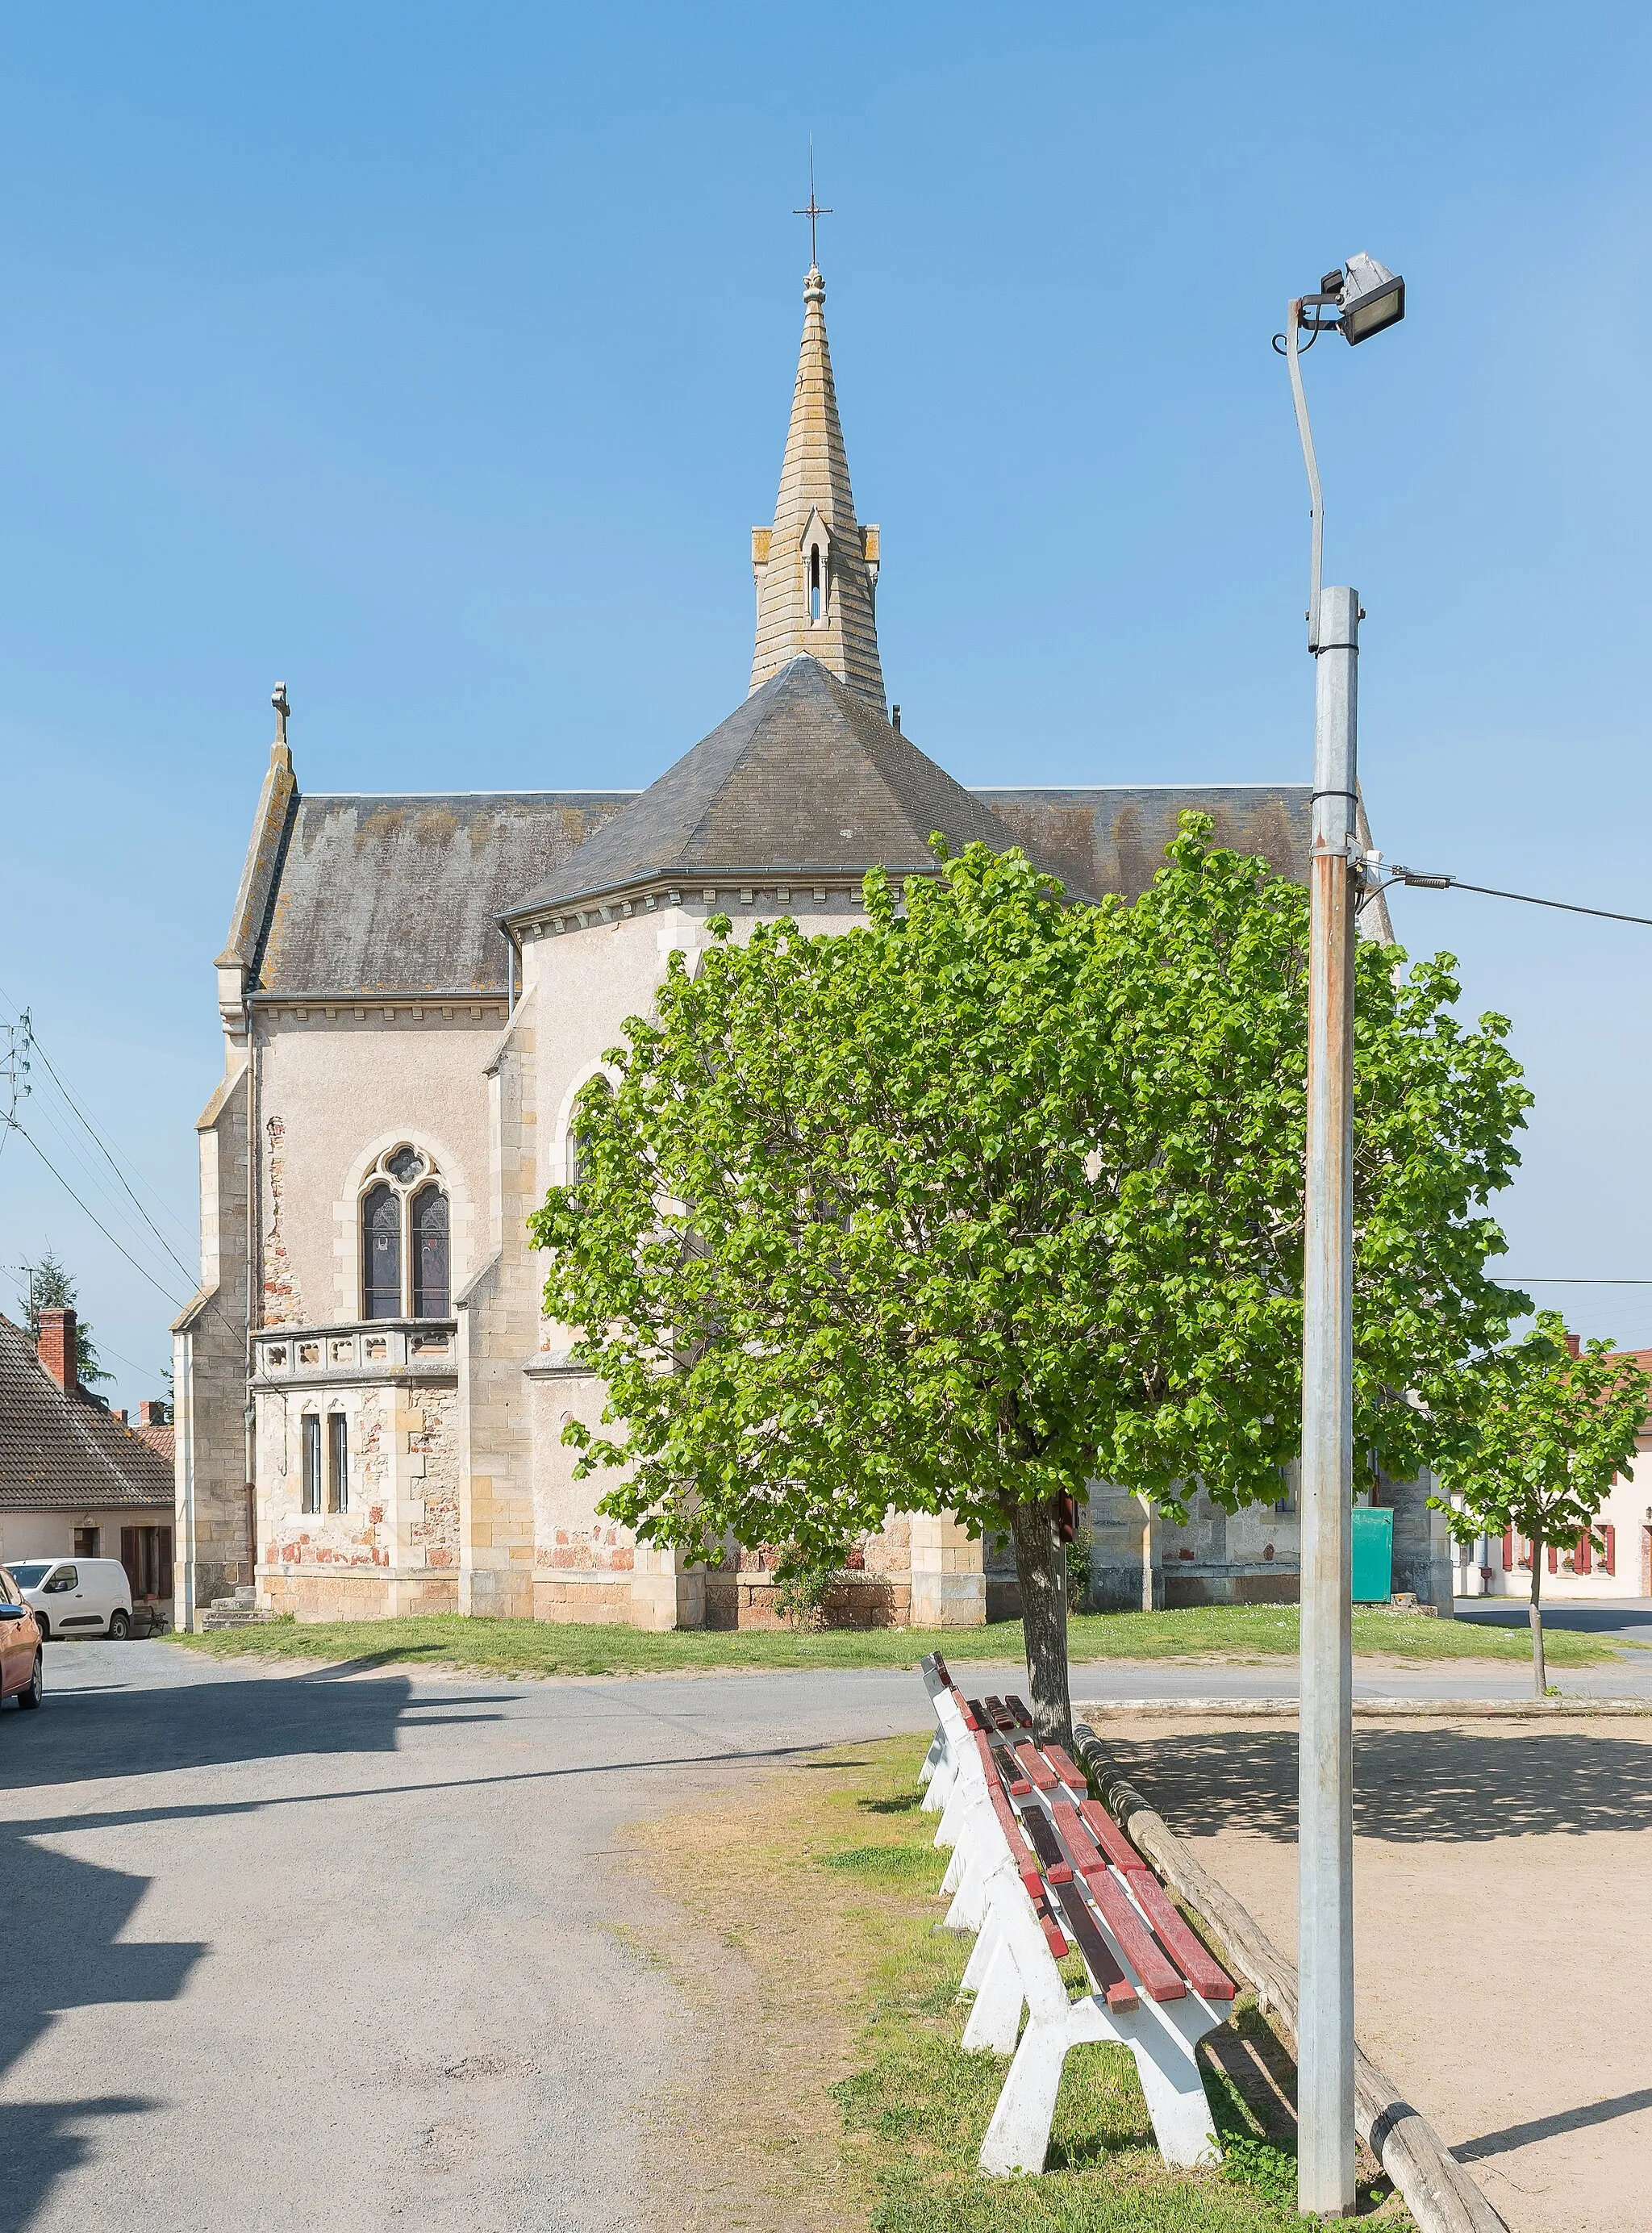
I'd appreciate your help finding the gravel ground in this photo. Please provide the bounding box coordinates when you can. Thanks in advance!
[1087,1711,1652,2233]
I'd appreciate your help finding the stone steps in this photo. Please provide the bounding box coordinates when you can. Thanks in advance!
[201,1585,280,1632]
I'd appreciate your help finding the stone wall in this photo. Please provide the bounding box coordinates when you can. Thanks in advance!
[174,1062,254,1620]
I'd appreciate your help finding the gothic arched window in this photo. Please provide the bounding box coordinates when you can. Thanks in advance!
[357,1146,451,1320]
[411,1183,449,1318]
[361,1183,402,1320]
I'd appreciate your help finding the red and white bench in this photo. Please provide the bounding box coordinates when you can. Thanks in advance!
[920,1651,1236,2177]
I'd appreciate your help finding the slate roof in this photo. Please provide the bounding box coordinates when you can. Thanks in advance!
[252,791,636,997]
[0,1317,175,1513]
[978,785,1312,904]
[505,657,1020,918]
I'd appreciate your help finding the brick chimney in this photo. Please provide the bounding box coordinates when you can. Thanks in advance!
[138,1399,167,1427]
[37,1307,77,1394]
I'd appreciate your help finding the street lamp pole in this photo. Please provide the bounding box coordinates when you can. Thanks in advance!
[1281,254,1404,2220]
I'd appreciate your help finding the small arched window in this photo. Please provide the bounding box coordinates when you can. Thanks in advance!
[411,1183,449,1318]
[357,1146,450,1320]
[361,1183,401,1320]
[809,544,822,623]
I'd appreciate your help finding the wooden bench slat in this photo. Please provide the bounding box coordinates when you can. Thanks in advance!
[1033,1889,1070,1961]
[976,1735,1049,1895]
[1016,1796,1076,1884]
[1049,1877,1137,2010]
[1002,1694,1035,1727]
[1086,1870,1187,2002]
[1078,1796,1148,1873]
[1041,1745,1088,1793]
[1049,1797,1108,1880]
[1121,1869,1235,2003]
[1013,1741,1060,1792]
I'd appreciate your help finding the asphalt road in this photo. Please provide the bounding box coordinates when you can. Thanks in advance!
[3,1625,1651,2232]
[0,1642,938,2233]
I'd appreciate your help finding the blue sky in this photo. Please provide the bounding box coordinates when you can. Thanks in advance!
[3,2,1651,1405]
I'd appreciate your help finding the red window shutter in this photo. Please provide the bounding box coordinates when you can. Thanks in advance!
[1548,1542,1558,1573]
[1602,1525,1616,1577]
[120,1527,139,1596]
[1576,1533,1592,1576]
[1503,1528,1515,1571]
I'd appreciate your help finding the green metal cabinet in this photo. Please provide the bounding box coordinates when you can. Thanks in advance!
[1350,1507,1394,1603]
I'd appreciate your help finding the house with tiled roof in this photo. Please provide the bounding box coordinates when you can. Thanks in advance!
[173,256,1449,1630]
[1450,1344,1652,1602]
[0,1308,174,1608]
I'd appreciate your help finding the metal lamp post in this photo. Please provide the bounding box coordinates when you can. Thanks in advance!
[1281,252,1404,2221]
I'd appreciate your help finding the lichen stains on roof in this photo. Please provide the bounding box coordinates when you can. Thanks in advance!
[253,791,636,997]
[0,1317,174,1513]
[977,786,1312,905]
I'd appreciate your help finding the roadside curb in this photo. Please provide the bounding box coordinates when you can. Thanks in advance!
[1074,1694,1652,1718]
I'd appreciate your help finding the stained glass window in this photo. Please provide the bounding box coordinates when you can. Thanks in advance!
[362,1182,402,1318]
[411,1183,449,1318]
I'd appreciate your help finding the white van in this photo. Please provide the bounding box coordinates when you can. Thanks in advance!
[8,1558,134,1640]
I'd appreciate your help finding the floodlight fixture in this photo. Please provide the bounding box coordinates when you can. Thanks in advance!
[1336,252,1405,344]
[1276,249,1406,649]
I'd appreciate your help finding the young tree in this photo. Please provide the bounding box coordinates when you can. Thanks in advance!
[20,1247,113,1388]
[531,824,1531,1742]
[1433,1317,1648,1695]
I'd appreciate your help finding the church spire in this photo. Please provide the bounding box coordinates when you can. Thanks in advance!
[749,264,886,709]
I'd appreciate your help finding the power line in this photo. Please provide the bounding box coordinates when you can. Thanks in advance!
[1490,1276,1652,1285]
[1387,867,1652,929]
[5,1123,189,1312]
[21,1025,199,1279]
[23,1086,195,1292]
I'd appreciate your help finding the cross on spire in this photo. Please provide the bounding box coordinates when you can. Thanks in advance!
[793,144,832,268]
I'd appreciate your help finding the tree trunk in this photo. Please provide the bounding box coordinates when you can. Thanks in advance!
[1007,1496,1072,1748]
[1529,1536,1547,1699]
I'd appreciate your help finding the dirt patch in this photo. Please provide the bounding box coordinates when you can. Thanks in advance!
[1079,1714,1652,2233]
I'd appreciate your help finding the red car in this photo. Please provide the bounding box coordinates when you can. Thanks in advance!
[0,1564,44,1709]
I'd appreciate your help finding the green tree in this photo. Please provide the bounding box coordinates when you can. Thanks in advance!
[530,825,1531,1742]
[20,1247,113,1388]
[1432,1317,1647,1695]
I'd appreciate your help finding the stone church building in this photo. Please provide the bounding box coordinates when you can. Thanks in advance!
[173,259,1451,1629]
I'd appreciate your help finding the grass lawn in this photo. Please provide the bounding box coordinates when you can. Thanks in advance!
[165,1601,1618,1677]
[629,1733,1411,2229]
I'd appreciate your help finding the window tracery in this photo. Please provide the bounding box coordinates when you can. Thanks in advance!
[358,1145,450,1319]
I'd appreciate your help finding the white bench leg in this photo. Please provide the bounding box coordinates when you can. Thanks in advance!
[979,2018,1071,2173]
[924,1753,957,1816]
[919,1727,946,1787]
[962,1929,1025,2056]
[1124,1997,1226,2168]
[1066,1994,1225,2169]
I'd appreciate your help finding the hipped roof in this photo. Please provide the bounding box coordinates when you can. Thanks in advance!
[504,657,1020,918]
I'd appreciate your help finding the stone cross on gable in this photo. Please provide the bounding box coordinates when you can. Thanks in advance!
[272,682,290,749]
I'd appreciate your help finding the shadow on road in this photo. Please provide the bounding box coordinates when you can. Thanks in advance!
[0,1666,473,1793]
[1094,1725,1652,1843]
[0,1834,198,2233]
[0,1667,439,2230]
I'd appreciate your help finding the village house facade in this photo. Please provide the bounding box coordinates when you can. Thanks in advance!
[1,1308,174,1607]
[173,258,1453,1629]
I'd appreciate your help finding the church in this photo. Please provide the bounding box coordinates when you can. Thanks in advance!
[172,257,1453,1630]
